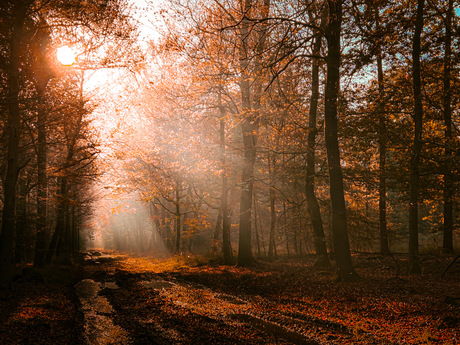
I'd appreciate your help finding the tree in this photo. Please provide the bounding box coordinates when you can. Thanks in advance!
[237,0,271,267]
[305,4,330,268]
[0,0,31,289]
[408,0,425,274]
[30,16,53,267]
[324,0,359,281]
[0,0,135,286]
[442,0,454,253]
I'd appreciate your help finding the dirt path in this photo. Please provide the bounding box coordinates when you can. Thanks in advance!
[84,260,317,344]
[80,253,460,344]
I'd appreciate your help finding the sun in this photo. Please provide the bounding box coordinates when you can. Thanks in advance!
[56,46,76,66]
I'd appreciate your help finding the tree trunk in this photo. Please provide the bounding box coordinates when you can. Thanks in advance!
[149,201,162,251]
[218,90,233,264]
[408,0,424,274]
[175,178,181,253]
[34,86,49,267]
[306,6,330,268]
[14,177,28,264]
[374,6,390,254]
[31,19,53,267]
[237,0,256,266]
[46,176,67,264]
[268,153,277,260]
[324,0,359,281]
[253,193,261,258]
[442,0,454,253]
[211,211,222,254]
[0,3,28,288]
[237,0,270,266]
[283,203,290,255]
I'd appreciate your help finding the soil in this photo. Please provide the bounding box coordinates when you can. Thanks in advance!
[1,252,459,344]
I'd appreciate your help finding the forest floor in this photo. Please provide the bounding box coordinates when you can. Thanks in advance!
[0,252,459,344]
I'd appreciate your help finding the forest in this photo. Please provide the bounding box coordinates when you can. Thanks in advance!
[0,0,459,343]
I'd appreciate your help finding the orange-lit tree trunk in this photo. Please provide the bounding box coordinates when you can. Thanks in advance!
[237,0,256,266]
[408,0,424,274]
[324,0,359,281]
[237,0,270,266]
[219,91,234,264]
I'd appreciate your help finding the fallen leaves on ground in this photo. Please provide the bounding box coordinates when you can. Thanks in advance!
[1,253,459,344]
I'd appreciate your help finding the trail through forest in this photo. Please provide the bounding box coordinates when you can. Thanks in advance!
[1,252,459,344]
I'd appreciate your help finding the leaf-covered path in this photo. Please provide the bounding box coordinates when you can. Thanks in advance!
[82,253,459,344]
[1,252,458,344]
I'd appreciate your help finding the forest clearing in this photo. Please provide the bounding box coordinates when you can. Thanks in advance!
[0,252,459,344]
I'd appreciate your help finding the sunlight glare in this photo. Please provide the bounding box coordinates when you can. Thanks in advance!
[57,46,76,65]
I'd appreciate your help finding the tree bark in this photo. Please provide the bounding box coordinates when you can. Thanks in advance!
[306,5,330,268]
[237,0,256,266]
[408,0,424,274]
[373,5,390,254]
[175,178,181,253]
[34,86,50,267]
[46,176,68,264]
[14,177,28,264]
[324,0,359,281]
[237,0,270,266]
[253,193,261,257]
[0,2,28,288]
[219,90,233,264]
[268,152,277,260]
[442,0,453,253]
[30,16,53,267]
[211,211,222,254]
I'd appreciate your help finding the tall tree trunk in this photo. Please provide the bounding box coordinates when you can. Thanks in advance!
[442,0,454,253]
[46,176,67,264]
[219,90,233,264]
[211,211,222,254]
[374,6,390,254]
[237,0,256,266]
[324,0,359,281]
[32,17,52,267]
[408,0,424,274]
[306,5,330,268]
[0,3,28,288]
[149,201,162,251]
[71,206,78,257]
[237,0,270,266]
[253,193,261,257]
[268,152,277,260]
[175,178,181,253]
[283,203,290,255]
[34,86,49,267]
[14,177,28,263]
